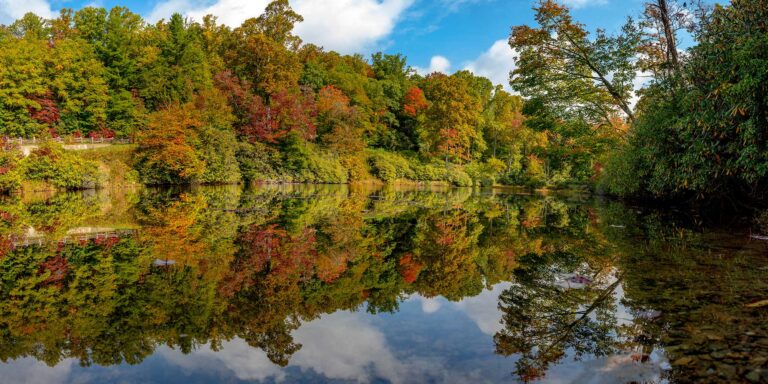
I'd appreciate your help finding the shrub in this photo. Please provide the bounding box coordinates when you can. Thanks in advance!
[236,141,280,182]
[280,141,347,184]
[340,154,371,182]
[196,127,241,184]
[446,165,473,187]
[0,147,23,193]
[367,150,415,182]
[412,163,448,181]
[304,152,347,183]
[282,131,311,172]
[23,142,101,189]
[465,158,507,186]
[78,145,140,187]
[598,145,643,196]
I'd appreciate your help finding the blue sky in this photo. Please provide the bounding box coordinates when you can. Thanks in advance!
[0,0,704,88]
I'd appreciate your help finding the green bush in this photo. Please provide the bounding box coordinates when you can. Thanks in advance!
[236,141,280,182]
[196,127,241,184]
[340,155,370,182]
[23,143,101,189]
[465,158,507,186]
[367,150,415,182]
[523,155,547,188]
[279,141,348,184]
[446,165,473,187]
[303,152,348,183]
[282,132,311,172]
[78,145,141,187]
[598,145,642,196]
[0,148,23,193]
[411,163,448,181]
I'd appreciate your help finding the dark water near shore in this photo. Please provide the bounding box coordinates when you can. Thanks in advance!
[0,185,766,384]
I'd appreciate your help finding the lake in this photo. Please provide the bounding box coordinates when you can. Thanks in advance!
[0,185,766,383]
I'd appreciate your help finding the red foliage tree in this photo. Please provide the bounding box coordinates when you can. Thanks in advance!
[242,224,289,272]
[39,255,69,288]
[403,86,428,117]
[28,90,60,129]
[214,71,316,143]
[398,253,423,284]
[316,85,352,118]
[268,88,317,142]
[88,128,116,139]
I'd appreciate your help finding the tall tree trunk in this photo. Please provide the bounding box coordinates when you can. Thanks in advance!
[657,0,680,70]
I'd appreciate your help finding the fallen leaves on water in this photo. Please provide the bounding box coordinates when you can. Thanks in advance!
[673,356,695,366]
[745,299,768,308]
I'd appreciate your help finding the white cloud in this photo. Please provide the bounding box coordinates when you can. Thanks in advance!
[0,357,77,384]
[160,311,453,383]
[414,40,516,90]
[159,338,287,382]
[561,0,608,9]
[411,282,509,335]
[420,297,442,313]
[453,282,511,335]
[438,0,487,12]
[630,69,653,108]
[413,55,451,75]
[464,39,517,91]
[291,312,417,383]
[147,0,415,54]
[0,0,54,25]
[292,0,414,53]
[542,351,666,384]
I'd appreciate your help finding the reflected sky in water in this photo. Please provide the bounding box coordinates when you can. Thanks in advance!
[0,283,664,384]
[0,185,765,383]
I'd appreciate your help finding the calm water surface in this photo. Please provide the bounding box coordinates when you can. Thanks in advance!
[0,185,766,384]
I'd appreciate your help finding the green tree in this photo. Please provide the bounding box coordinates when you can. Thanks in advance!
[604,0,768,202]
[254,0,304,50]
[9,12,49,39]
[509,0,641,127]
[141,13,211,109]
[0,37,48,136]
[47,38,110,134]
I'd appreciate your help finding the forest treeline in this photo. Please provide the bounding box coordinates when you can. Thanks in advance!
[0,0,766,206]
[0,1,543,189]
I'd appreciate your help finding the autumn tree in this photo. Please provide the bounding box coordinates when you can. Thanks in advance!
[9,12,48,39]
[226,3,304,98]
[135,103,206,184]
[316,85,363,154]
[638,0,701,78]
[199,15,232,74]
[193,89,242,184]
[402,86,428,118]
[484,87,524,159]
[602,0,768,202]
[418,73,485,163]
[510,0,641,126]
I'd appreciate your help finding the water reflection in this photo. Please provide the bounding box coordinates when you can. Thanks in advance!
[0,185,765,383]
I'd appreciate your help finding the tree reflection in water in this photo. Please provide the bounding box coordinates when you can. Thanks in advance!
[0,185,765,383]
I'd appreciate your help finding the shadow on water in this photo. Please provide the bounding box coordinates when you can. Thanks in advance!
[0,184,765,383]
